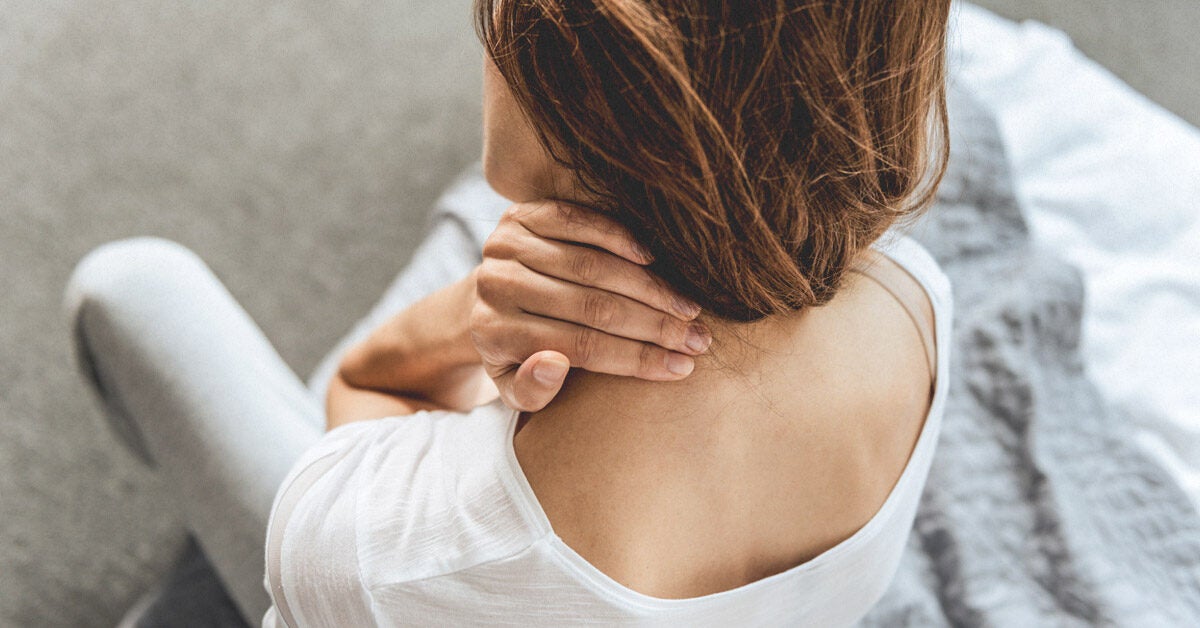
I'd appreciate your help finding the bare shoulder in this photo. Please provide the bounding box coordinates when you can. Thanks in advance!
[509,268,936,599]
[819,268,935,505]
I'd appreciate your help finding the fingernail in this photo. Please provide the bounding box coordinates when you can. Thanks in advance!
[665,353,694,377]
[673,296,701,319]
[533,358,570,386]
[684,324,712,354]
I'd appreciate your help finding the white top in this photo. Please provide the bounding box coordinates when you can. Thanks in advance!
[262,235,953,627]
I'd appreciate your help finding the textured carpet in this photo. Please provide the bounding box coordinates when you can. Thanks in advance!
[0,1,1195,626]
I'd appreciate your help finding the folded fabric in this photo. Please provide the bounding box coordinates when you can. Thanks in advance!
[950,2,1200,509]
[859,74,1200,626]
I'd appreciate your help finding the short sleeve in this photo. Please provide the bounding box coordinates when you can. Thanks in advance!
[264,401,540,626]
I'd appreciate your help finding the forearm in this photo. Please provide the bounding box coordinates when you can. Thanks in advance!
[324,372,425,431]
[333,270,491,414]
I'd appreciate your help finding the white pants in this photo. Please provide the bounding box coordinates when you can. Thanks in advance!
[64,215,484,621]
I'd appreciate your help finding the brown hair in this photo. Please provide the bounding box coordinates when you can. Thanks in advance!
[477,0,951,321]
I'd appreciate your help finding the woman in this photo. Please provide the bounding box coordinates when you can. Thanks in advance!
[69,0,951,625]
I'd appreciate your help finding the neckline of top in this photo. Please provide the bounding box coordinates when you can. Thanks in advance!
[496,234,953,611]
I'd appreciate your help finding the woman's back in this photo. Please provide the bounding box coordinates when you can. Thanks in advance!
[263,235,952,627]
[516,243,939,599]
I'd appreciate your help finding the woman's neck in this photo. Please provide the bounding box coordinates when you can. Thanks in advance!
[529,307,824,430]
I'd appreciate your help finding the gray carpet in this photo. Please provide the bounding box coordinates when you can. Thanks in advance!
[0,1,1195,626]
[1,1,480,625]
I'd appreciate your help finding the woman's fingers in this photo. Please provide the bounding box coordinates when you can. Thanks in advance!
[505,200,653,266]
[496,263,712,356]
[476,307,696,381]
[474,200,707,398]
[502,236,700,320]
[493,351,570,412]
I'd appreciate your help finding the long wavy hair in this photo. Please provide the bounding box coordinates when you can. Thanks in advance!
[478,0,951,321]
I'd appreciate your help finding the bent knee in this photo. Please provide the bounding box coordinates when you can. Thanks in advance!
[64,237,210,328]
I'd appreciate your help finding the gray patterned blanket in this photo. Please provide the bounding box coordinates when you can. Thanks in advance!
[861,89,1200,627]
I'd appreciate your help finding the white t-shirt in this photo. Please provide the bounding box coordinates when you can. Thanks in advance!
[263,235,953,627]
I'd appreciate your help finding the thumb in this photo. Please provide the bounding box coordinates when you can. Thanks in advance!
[501,351,570,412]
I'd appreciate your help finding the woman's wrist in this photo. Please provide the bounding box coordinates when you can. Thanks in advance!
[394,268,481,368]
[337,270,483,397]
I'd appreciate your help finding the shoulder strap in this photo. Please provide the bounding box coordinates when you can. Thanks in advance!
[848,250,937,378]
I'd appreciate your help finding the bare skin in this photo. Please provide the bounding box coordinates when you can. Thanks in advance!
[516,275,933,597]
[327,57,935,600]
[326,199,708,427]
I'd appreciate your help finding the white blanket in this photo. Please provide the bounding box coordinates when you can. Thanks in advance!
[951,3,1200,506]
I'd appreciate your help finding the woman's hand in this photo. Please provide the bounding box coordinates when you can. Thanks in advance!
[328,199,709,427]
[471,200,711,412]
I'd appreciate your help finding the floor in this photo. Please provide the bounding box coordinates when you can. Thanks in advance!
[1,1,1195,626]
